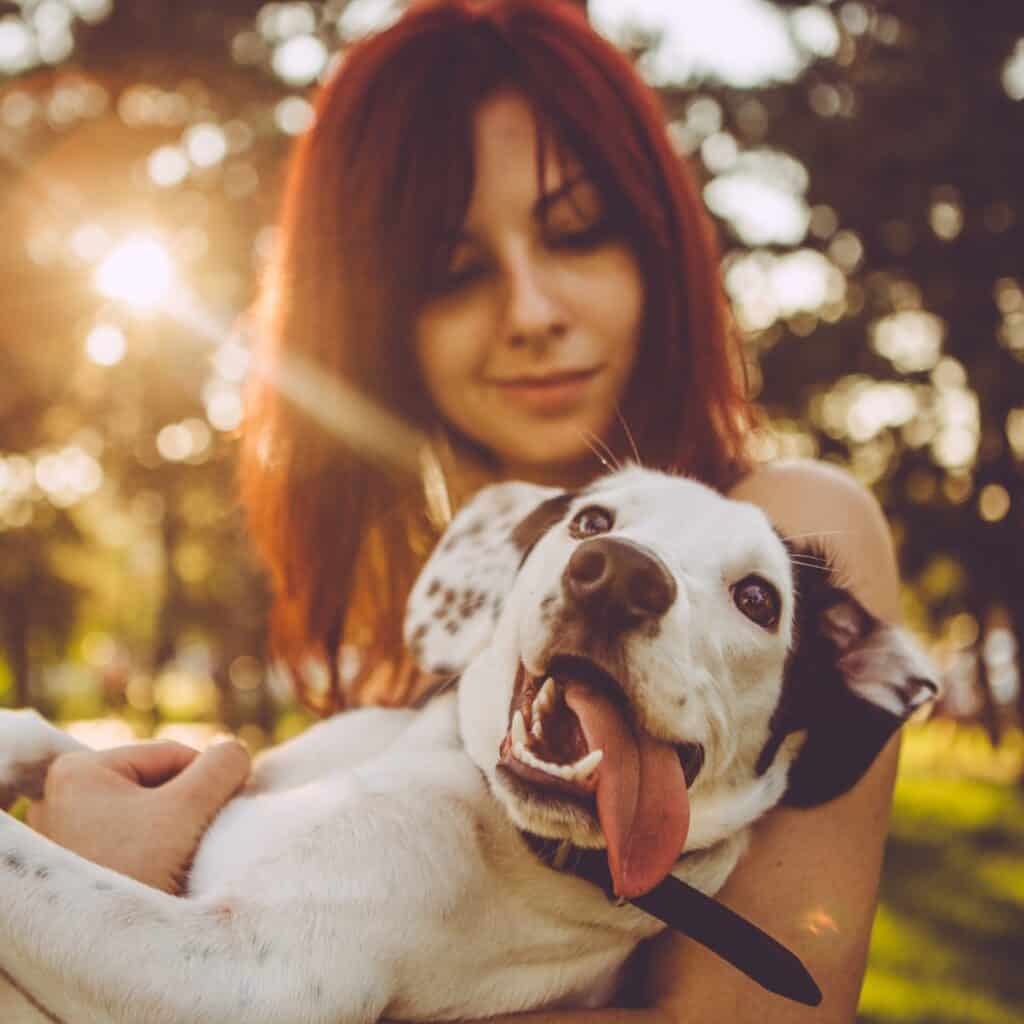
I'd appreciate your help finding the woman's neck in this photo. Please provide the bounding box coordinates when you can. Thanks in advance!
[497,457,602,491]
[433,435,604,516]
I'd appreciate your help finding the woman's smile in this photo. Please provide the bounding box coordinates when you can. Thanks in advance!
[488,366,605,414]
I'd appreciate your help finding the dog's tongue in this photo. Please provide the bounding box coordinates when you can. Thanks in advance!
[564,682,689,900]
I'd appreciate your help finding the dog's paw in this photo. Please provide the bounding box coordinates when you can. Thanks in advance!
[0,709,82,809]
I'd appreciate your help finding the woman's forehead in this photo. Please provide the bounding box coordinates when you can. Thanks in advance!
[463,91,588,215]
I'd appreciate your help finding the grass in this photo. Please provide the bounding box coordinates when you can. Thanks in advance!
[859,723,1024,1024]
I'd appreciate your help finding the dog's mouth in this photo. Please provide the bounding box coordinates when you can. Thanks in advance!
[498,656,700,899]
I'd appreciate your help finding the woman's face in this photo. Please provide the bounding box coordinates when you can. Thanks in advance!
[414,91,644,486]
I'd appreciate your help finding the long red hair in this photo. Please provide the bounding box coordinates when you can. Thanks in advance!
[241,0,755,712]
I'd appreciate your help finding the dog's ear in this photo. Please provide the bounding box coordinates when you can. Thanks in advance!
[757,552,940,807]
[403,482,574,677]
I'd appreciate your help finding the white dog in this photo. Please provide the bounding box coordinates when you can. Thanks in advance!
[0,468,936,1023]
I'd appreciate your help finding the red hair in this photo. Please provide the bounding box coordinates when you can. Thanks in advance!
[241,0,755,712]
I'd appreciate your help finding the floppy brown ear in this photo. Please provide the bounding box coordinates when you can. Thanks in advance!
[757,552,939,808]
[403,482,571,677]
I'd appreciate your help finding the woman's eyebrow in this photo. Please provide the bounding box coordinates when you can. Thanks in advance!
[445,175,594,247]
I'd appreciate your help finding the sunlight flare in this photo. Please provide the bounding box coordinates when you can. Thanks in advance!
[94,236,175,308]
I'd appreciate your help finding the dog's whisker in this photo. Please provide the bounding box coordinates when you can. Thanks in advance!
[781,530,850,544]
[615,407,641,466]
[788,559,832,574]
[590,429,622,471]
[572,427,608,470]
[578,429,620,472]
[788,554,830,565]
[578,434,614,473]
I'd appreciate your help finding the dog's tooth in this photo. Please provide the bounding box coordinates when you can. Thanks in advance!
[531,718,544,743]
[514,742,566,779]
[531,677,556,721]
[511,711,529,746]
[538,677,557,708]
[515,742,540,769]
[568,749,603,779]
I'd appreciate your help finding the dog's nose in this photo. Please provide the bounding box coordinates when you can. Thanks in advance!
[563,538,677,630]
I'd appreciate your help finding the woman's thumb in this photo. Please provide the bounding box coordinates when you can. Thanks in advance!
[166,740,251,818]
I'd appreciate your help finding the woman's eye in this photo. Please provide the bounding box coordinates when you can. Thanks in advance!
[432,260,489,296]
[732,576,781,630]
[547,220,614,252]
[569,505,614,539]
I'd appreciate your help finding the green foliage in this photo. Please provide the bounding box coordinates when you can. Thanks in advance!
[861,727,1024,1023]
[0,0,1019,731]
[0,656,11,705]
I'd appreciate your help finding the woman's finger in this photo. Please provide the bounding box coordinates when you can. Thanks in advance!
[164,740,251,819]
[94,741,201,787]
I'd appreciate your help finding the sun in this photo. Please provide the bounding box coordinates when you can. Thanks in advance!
[94,236,175,309]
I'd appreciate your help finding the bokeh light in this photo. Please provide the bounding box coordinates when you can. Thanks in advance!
[978,484,1011,524]
[84,323,126,366]
[272,34,328,85]
[185,123,228,168]
[94,237,175,308]
[275,95,314,135]
[1003,38,1024,101]
[871,311,945,373]
[0,18,36,75]
[148,146,189,187]
[704,149,811,246]
[592,0,805,87]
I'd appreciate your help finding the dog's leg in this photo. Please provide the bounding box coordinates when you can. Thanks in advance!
[0,710,88,808]
[247,706,419,792]
[0,814,391,1024]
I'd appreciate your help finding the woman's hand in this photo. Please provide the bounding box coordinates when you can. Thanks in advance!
[26,739,251,894]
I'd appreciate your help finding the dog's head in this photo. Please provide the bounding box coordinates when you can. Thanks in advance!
[404,468,937,899]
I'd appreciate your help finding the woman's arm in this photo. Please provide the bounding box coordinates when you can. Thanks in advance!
[646,459,903,1023]
[642,738,899,1024]
[465,459,906,1024]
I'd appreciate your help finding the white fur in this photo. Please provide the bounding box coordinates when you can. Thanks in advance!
[0,468,934,1023]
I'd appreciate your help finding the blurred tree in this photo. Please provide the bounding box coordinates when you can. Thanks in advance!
[0,0,1021,740]
[652,0,1024,735]
[0,0,285,716]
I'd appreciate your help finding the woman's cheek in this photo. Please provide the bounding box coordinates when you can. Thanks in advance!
[415,329,486,437]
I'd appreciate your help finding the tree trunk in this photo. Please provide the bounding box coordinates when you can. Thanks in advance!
[2,593,32,708]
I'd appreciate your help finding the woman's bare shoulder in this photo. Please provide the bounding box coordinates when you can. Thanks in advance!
[728,458,901,623]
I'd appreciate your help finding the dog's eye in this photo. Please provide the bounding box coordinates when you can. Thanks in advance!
[733,576,781,629]
[569,505,614,539]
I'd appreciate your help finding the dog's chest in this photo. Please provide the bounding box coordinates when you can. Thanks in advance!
[186,699,478,897]
[184,697,652,1018]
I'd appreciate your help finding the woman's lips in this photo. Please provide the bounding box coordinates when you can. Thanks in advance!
[490,367,602,413]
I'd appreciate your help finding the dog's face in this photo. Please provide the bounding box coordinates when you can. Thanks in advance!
[404,468,937,899]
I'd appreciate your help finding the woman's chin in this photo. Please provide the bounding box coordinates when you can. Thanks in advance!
[496,438,612,488]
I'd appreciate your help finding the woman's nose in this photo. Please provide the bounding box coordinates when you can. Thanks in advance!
[503,257,567,350]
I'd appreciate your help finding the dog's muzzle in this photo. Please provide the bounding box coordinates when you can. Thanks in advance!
[498,666,693,901]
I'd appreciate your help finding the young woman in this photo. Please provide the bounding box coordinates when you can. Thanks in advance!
[29,2,903,1020]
